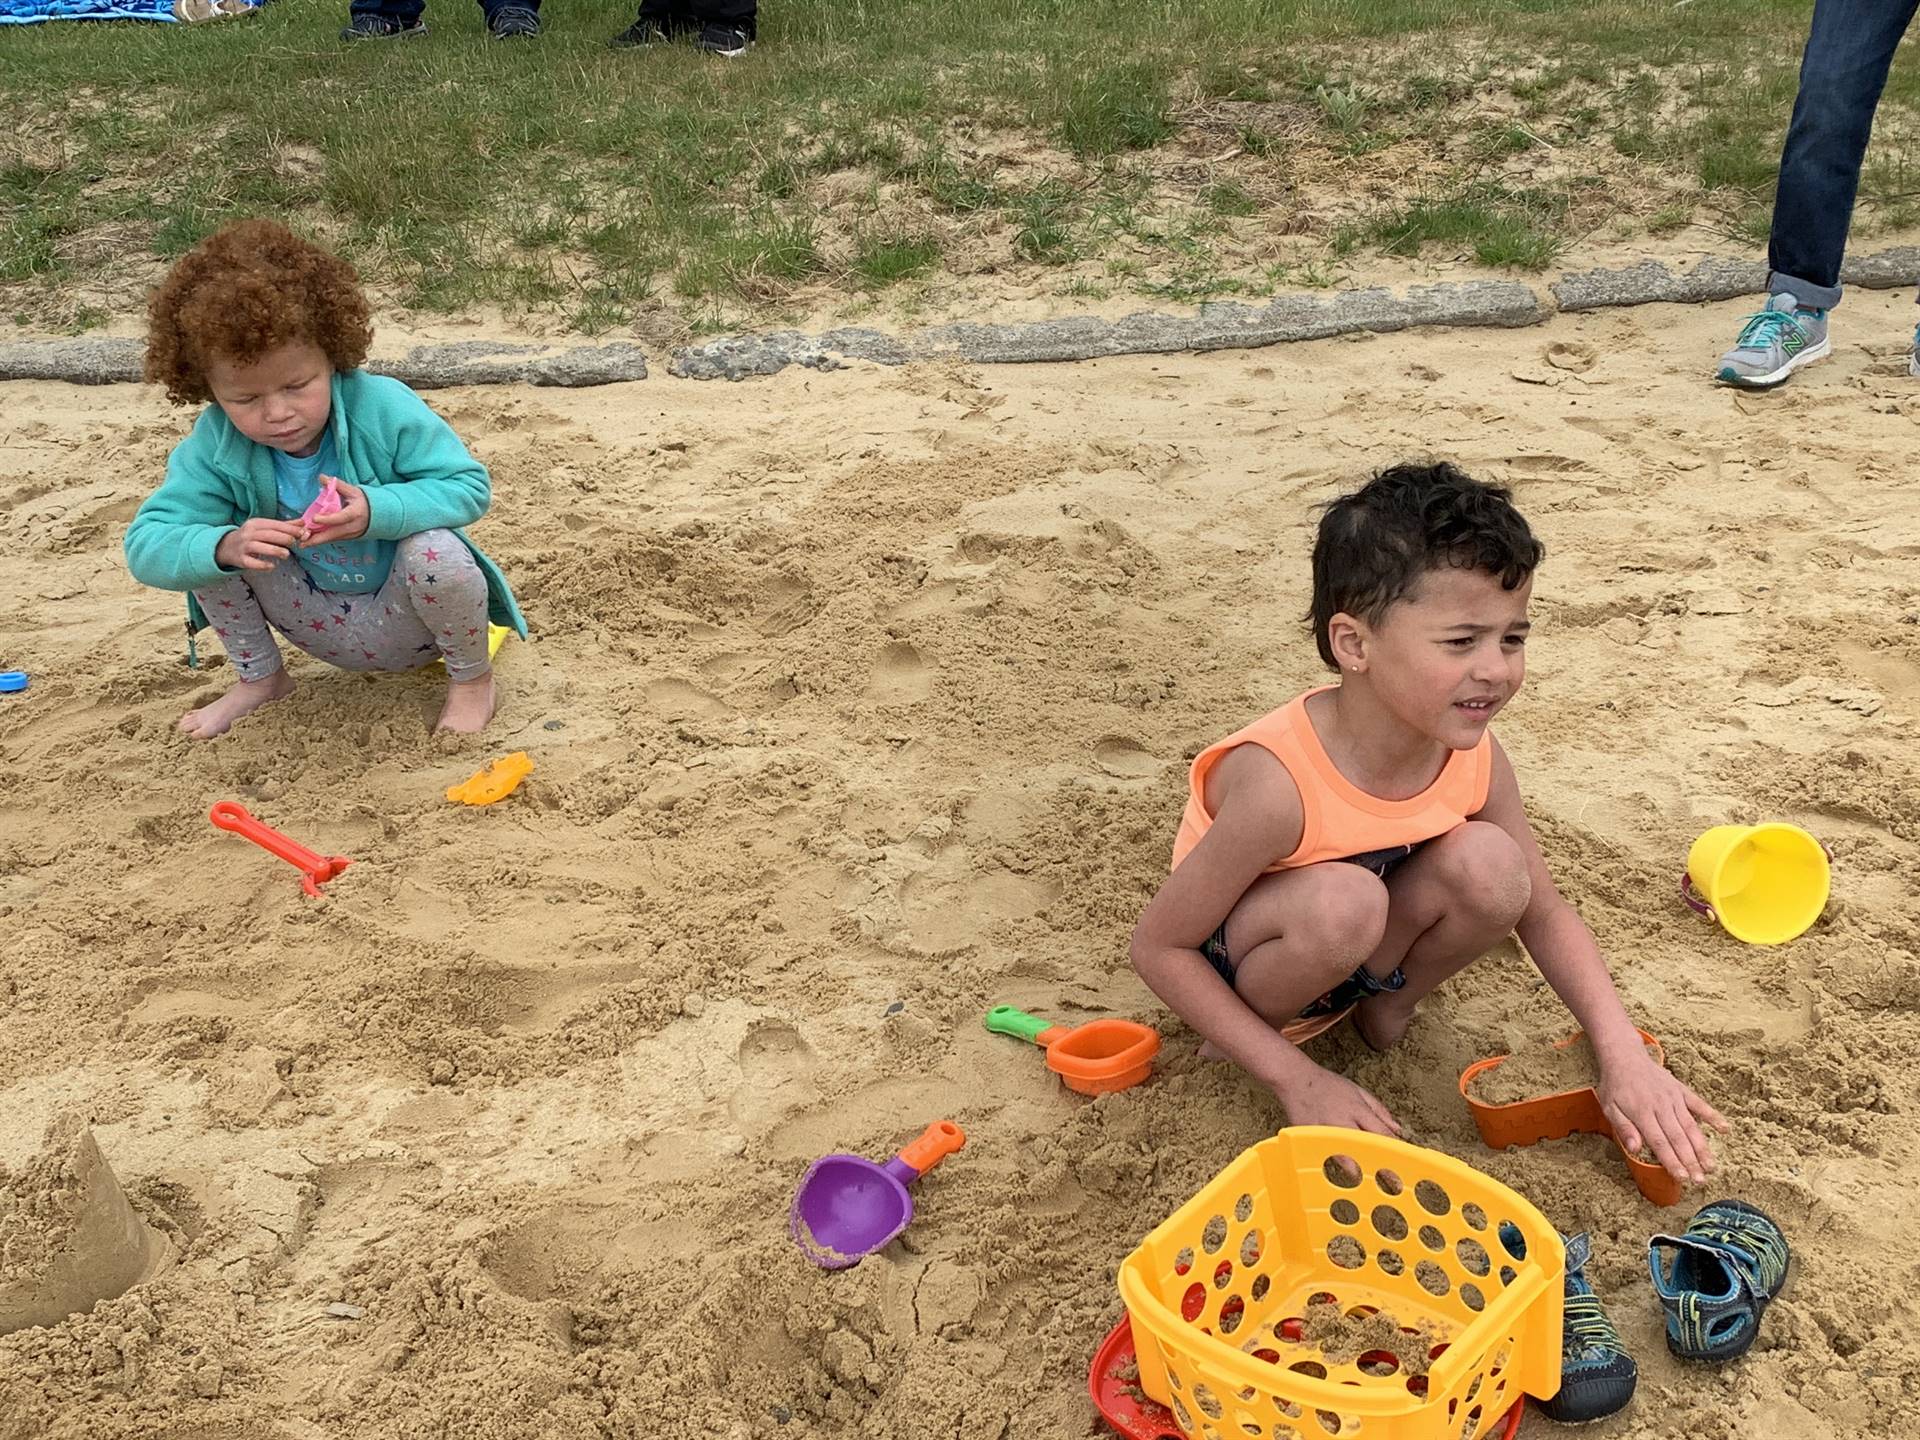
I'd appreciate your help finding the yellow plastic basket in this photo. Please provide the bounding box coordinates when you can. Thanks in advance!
[1117,1128,1564,1440]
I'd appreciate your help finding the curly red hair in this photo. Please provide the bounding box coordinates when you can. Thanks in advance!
[145,219,373,406]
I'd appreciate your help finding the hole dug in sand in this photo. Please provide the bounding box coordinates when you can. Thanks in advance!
[0,1125,172,1336]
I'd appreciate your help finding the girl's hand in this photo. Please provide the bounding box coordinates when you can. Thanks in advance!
[216,519,307,572]
[302,477,370,544]
[1597,1051,1728,1186]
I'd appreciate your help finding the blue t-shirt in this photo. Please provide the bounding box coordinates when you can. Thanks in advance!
[272,435,395,594]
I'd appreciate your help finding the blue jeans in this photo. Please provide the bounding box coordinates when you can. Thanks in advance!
[349,0,536,23]
[1769,0,1920,309]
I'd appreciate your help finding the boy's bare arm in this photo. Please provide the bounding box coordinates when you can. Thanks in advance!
[1129,749,1399,1134]
[1475,739,1727,1182]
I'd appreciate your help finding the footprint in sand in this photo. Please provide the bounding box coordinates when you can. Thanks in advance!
[729,1020,818,1130]
[1093,736,1161,779]
[869,641,932,703]
[898,847,1058,953]
[754,573,821,638]
[645,678,728,720]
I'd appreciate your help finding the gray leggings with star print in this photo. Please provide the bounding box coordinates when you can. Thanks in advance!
[191,529,492,684]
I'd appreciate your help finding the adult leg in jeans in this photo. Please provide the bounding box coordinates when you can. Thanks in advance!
[1768,0,1920,309]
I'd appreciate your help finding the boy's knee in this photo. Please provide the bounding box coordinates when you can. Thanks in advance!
[1436,822,1531,926]
[1298,867,1391,970]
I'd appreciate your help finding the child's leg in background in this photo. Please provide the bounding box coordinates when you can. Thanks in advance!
[181,560,311,738]
[182,530,493,736]
[193,567,298,683]
[288,530,491,679]
[387,530,492,680]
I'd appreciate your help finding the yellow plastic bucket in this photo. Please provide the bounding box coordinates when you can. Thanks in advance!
[1683,823,1830,945]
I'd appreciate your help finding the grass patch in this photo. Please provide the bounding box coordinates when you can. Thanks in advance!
[853,232,941,286]
[674,215,824,301]
[1202,181,1259,218]
[1342,185,1567,270]
[1010,180,1077,263]
[1,1,1916,329]
[1057,63,1174,157]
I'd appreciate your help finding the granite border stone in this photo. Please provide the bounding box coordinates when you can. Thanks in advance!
[5,246,1919,387]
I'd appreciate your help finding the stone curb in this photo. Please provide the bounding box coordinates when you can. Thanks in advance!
[1551,246,1920,309]
[0,337,651,389]
[667,280,1544,380]
[5,247,1919,387]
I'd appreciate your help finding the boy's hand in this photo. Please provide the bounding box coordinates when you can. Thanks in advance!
[302,477,370,544]
[1597,1051,1728,1186]
[216,518,306,572]
[1274,1064,1404,1138]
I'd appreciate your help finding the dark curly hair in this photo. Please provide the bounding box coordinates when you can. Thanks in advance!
[1309,461,1544,670]
[145,219,372,406]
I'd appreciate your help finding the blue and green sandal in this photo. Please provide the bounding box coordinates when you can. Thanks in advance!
[1498,1225,1637,1423]
[1647,1200,1791,1362]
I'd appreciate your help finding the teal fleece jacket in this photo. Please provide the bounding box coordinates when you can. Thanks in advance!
[124,369,527,646]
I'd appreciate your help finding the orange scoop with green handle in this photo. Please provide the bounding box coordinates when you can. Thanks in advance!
[985,1005,1161,1095]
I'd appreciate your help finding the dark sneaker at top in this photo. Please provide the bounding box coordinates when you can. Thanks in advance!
[696,23,750,55]
[340,13,426,39]
[487,4,540,38]
[608,16,675,46]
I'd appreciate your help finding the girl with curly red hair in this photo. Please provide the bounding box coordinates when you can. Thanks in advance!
[125,220,526,737]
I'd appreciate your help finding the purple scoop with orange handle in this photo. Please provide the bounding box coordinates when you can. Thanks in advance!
[789,1121,965,1270]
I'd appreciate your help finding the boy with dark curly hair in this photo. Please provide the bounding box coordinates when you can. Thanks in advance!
[126,219,526,738]
[1130,461,1725,1190]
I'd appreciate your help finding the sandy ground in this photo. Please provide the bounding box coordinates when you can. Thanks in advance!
[2,293,1918,1440]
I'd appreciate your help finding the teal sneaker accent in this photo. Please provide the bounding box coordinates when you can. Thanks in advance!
[1715,294,1831,388]
[1909,321,1920,379]
[1496,1226,1636,1422]
[1648,1200,1791,1362]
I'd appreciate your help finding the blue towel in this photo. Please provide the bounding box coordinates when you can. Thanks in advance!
[0,0,267,21]
[0,0,175,19]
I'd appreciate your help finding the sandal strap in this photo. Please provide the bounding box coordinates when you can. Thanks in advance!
[1648,1232,1762,1307]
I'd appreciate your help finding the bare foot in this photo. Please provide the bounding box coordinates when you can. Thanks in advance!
[179,669,295,740]
[436,672,496,733]
[1352,996,1414,1053]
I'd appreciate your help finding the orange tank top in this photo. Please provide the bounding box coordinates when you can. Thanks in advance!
[1170,688,1492,873]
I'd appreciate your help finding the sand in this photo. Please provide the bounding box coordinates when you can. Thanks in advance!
[2,292,1918,1440]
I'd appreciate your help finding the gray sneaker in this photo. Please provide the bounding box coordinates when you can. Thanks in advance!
[1716,293,1830,388]
[1909,321,1920,379]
